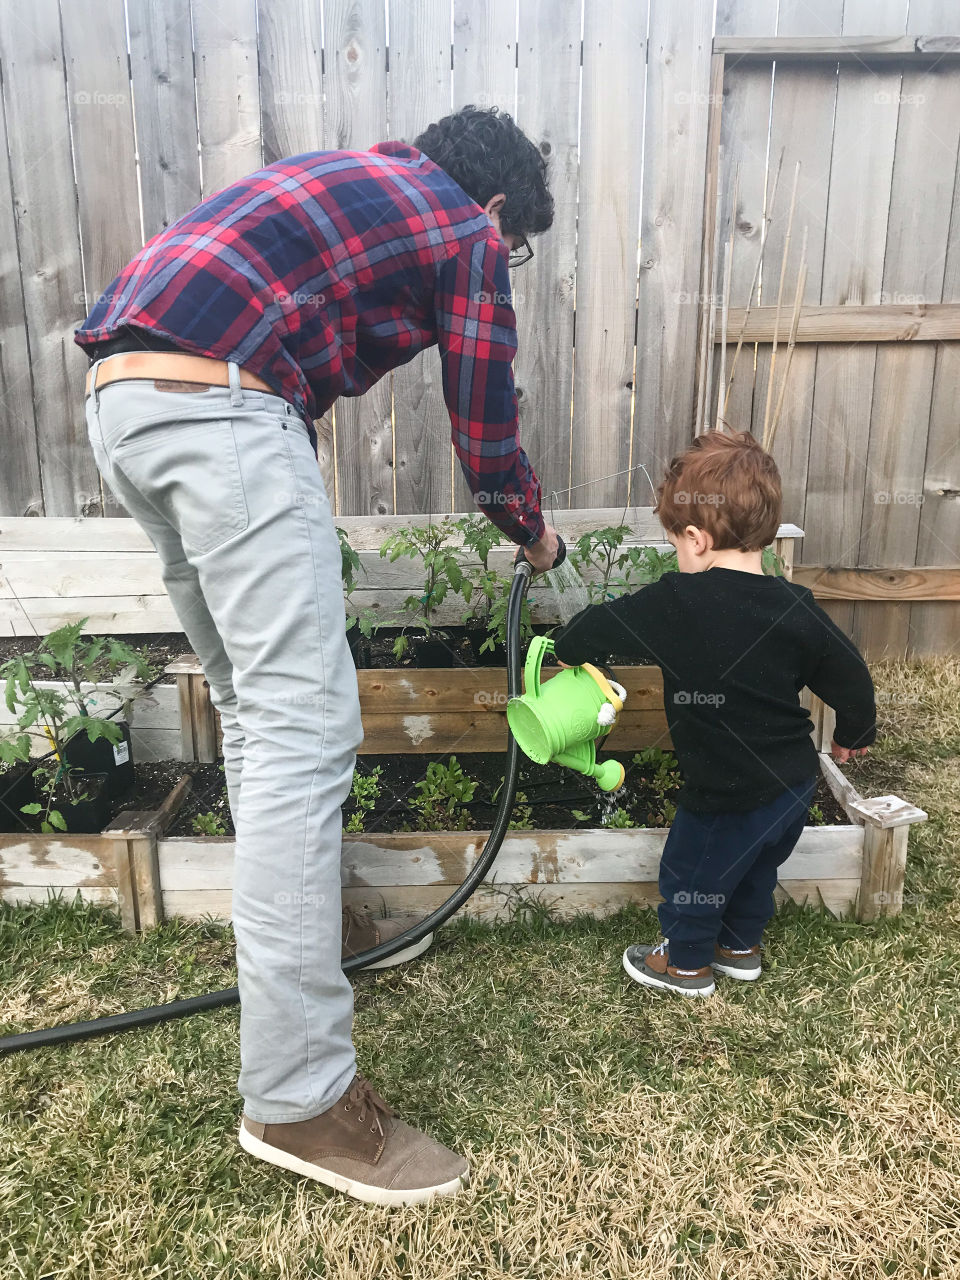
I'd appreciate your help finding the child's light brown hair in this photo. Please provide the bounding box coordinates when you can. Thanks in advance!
[655,430,782,552]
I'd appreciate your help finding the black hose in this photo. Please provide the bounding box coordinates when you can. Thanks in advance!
[0,560,542,1057]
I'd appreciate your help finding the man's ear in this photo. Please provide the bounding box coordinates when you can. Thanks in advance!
[482,192,507,218]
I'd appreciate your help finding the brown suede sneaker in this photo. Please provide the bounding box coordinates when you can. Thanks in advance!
[622,940,715,997]
[341,906,433,970]
[239,1073,469,1206]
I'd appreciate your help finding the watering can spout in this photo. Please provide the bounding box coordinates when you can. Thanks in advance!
[506,637,626,792]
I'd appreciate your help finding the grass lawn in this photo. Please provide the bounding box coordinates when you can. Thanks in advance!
[2,659,960,1279]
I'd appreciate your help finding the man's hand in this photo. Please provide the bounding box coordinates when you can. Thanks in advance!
[831,741,869,764]
[522,524,561,574]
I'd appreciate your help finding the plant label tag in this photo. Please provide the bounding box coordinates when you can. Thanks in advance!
[113,740,130,766]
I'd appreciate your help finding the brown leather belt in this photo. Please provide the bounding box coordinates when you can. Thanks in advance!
[85,351,275,398]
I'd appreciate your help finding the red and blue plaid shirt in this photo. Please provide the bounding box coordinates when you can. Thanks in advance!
[75,142,545,546]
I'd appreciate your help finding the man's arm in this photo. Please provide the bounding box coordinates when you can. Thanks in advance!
[435,234,546,549]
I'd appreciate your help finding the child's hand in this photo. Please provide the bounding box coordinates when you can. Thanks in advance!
[831,740,869,764]
[556,660,574,669]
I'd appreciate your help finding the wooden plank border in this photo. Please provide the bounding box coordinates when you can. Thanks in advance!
[714,35,960,62]
[717,303,960,342]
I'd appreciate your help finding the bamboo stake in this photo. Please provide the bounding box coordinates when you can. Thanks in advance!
[701,143,723,436]
[723,147,785,418]
[765,233,808,452]
[762,161,801,442]
[717,239,732,429]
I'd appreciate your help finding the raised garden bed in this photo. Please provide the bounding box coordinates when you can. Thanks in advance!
[0,511,927,931]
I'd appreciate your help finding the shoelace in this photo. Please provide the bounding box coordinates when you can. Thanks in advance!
[342,1074,395,1138]
[651,938,669,957]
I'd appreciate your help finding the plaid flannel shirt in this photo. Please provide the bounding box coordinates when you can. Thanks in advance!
[75,142,544,547]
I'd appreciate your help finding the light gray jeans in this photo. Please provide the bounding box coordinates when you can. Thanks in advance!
[86,359,363,1123]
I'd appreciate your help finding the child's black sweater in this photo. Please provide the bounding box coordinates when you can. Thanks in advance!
[551,568,876,814]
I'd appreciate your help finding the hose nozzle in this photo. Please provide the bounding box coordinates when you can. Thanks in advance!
[514,534,567,575]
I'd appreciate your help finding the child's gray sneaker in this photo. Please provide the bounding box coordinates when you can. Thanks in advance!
[711,944,762,980]
[622,940,715,998]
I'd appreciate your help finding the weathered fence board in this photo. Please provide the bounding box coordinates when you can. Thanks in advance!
[569,0,646,509]
[193,0,262,197]
[0,0,96,517]
[128,0,202,238]
[388,0,453,519]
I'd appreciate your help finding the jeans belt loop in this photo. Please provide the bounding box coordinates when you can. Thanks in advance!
[88,358,106,411]
[227,360,244,408]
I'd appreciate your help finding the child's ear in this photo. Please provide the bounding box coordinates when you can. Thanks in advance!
[684,524,712,557]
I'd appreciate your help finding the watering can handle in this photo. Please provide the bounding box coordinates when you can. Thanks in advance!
[523,634,554,700]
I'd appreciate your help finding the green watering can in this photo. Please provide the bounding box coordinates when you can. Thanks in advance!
[506,635,627,792]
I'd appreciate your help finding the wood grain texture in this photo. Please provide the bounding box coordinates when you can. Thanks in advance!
[857,0,960,658]
[128,0,202,236]
[794,566,960,601]
[388,0,453,518]
[324,0,394,516]
[802,0,908,640]
[635,0,714,475]
[720,303,960,342]
[513,0,580,509]
[570,0,645,509]
[751,0,844,529]
[0,79,42,517]
[0,0,97,516]
[256,0,325,164]
[193,0,262,197]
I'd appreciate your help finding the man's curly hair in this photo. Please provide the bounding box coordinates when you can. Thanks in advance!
[414,106,554,239]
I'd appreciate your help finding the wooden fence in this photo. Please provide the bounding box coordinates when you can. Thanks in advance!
[0,0,958,658]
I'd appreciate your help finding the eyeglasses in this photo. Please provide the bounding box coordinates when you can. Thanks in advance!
[508,235,534,269]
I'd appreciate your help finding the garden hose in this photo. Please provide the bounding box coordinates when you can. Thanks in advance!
[0,537,567,1057]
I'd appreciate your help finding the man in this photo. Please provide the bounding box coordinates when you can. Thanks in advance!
[76,106,559,1206]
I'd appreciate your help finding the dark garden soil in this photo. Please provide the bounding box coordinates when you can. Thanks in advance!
[0,632,195,684]
[1,747,846,840]
[160,751,845,838]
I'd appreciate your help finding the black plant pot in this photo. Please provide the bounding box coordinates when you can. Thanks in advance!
[0,763,40,834]
[63,719,135,803]
[347,627,371,669]
[410,635,456,668]
[46,773,112,834]
[465,625,507,667]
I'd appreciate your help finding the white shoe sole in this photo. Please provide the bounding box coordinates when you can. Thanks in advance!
[622,948,715,998]
[711,961,761,981]
[238,1120,467,1207]
[356,931,434,970]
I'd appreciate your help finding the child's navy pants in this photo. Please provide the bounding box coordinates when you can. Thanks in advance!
[658,777,817,970]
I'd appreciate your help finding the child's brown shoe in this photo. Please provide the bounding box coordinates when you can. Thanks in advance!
[711,944,762,980]
[622,940,715,998]
[239,1073,468,1206]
